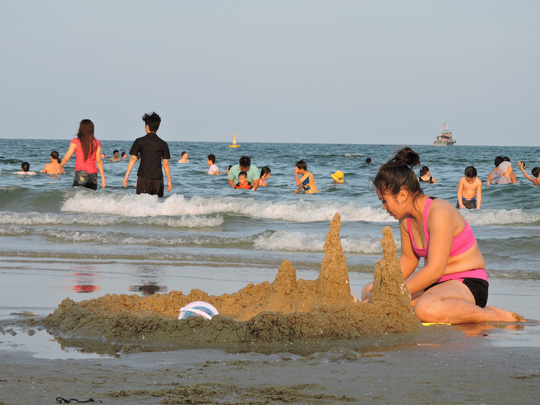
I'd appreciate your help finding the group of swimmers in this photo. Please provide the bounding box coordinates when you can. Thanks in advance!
[417,156,540,211]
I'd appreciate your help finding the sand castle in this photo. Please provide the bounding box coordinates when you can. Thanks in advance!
[43,213,420,347]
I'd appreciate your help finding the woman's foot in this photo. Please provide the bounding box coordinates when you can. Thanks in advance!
[484,306,525,322]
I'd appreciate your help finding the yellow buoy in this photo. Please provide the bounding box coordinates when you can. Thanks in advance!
[229,132,239,148]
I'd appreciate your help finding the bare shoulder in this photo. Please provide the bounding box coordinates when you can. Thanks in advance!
[430,197,465,231]
[429,198,459,220]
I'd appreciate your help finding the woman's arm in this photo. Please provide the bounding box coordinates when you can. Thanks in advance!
[405,202,454,295]
[58,143,76,174]
[294,167,301,186]
[95,146,106,188]
[399,219,420,280]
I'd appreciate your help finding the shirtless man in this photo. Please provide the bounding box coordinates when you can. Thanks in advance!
[40,151,64,175]
[109,150,122,162]
[457,166,482,209]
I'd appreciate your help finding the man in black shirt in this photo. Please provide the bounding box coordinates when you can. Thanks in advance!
[123,112,172,197]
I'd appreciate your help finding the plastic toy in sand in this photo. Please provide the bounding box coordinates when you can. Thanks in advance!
[178,301,219,320]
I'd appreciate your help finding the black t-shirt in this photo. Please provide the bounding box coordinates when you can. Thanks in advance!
[129,132,171,180]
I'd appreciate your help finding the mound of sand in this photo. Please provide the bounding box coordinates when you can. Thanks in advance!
[43,213,420,346]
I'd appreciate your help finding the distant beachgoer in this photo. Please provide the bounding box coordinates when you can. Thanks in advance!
[259,166,271,186]
[457,166,482,209]
[207,154,220,175]
[123,112,172,197]
[235,171,253,189]
[121,151,127,159]
[418,166,437,184]
[226,165,232,175]
[40,151,64,175]
[57,119,106,189]
[228,156,260,190]
[517,161,540,186]
[178,151,189,163]
[13,162,36,175]
[487,156,503,185]
[498,161,516,184]
[100,152,106,159]
[366,158,372,164]
[109,150,122,162]
[331,170,344,184]
[361,147,522,324]
[294,160,319,194]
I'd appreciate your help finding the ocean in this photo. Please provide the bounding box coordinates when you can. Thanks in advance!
[0,139,539,309]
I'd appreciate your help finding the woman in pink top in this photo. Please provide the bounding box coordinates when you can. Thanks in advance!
[58,119,106,189]
[361,147,522,324]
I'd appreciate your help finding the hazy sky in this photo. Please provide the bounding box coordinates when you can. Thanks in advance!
[1,1,538,146]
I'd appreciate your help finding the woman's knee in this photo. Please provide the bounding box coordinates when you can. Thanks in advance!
[413,296,441,322]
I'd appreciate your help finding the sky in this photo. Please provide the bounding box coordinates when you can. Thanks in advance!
[1,1,539,146]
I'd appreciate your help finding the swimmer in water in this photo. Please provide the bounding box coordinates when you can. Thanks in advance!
[259,166,271,186]
[40,151,64,175]
[13,162,36,175]
[294,160,318,194]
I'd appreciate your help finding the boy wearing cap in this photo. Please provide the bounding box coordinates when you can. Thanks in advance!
[331,170,344,183]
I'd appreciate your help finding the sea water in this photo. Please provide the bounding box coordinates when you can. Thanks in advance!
[1,139,539,299]
[1,138,539,357]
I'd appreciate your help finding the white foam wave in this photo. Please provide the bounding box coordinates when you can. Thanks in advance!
[0,211,223,228]
[463,209,540,226]
[253,231,385,253]
[61,193,393,223]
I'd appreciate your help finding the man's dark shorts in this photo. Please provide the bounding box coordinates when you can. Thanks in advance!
[137,176,164,197]
[73,170,98,190]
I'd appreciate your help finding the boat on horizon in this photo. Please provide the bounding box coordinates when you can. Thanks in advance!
[229,132,239,148]
[434,122,456,146]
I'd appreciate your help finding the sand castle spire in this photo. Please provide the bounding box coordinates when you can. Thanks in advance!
[315,213,351,305]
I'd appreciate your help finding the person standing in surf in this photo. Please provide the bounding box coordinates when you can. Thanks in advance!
[123,112,172,197]
[361,147,522,324]
[57,119,106,189]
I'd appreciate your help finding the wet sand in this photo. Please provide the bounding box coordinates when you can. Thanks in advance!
[1,215,539,404]
[1,329,540,404]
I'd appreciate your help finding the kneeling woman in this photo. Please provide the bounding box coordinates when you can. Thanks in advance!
[362,147,522,324]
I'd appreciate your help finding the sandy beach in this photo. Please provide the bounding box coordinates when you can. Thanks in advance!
[2,218,540,404]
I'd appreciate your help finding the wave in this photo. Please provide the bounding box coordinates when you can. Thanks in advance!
[253,231,384,253]
[463,209,540,226]
[60,193,394,223]
[0,225,385,253]
[0,211,223,228]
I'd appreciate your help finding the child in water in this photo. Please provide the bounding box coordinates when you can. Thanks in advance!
[235,171,253,189]
[457,166,482,209]
[13,162,36,175]
[294,160,319,194]
[259,166,271,186]
[518,161,540,186]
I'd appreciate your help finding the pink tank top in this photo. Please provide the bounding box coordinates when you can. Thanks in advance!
[407,198,476,259]
[73,138,100,174]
